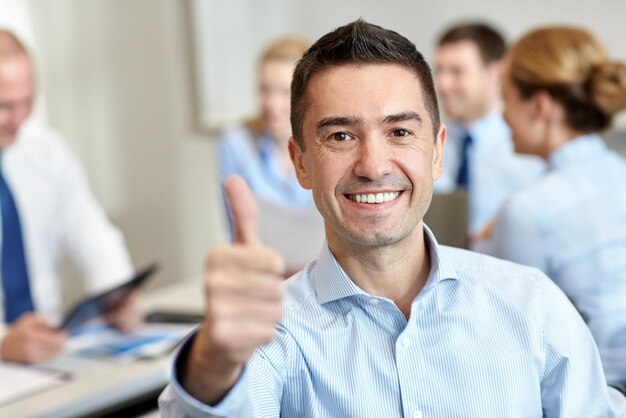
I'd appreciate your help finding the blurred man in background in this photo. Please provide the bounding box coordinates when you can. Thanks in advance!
[433,22,544,240]
[0,29,140,364]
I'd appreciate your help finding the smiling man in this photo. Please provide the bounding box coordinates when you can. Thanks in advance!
[433,23,545,238]
[160,20,623,417]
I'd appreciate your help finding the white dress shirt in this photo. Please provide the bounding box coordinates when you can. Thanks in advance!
[0,119,132,338]
[434,110,545,234]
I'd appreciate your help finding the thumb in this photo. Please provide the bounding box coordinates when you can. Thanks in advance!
[224,175,260,245]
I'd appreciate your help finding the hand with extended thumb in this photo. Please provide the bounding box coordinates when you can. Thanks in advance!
[182,176,286,405]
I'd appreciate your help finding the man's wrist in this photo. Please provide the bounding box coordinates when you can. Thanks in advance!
[179,330,244,406]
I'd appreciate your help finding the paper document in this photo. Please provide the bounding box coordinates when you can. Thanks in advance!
[257,199,325,270]
[67,321,197,363]
[0,362,69,406]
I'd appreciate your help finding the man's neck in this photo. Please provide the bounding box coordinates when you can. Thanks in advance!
[329,226,431,319]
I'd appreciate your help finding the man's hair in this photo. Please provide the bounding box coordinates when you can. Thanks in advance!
[0,29,29,61]
[437,22,506,65]
[290,19,440,149]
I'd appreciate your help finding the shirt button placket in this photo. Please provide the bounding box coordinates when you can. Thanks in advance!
[401,336,411,348]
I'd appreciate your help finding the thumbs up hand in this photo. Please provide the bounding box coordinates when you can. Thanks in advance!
[227,174,262,246]
[183,176,286,405]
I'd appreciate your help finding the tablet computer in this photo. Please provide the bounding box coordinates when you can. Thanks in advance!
[60,262,159,332]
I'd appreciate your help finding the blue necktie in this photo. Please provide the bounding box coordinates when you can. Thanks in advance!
[0,158,34,323]
[456,133,473,188]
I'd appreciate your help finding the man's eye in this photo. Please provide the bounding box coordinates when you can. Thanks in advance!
[392,129,410,137]
[330,132,351,142]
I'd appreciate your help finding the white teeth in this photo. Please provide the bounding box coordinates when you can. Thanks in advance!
[349,192,400,204]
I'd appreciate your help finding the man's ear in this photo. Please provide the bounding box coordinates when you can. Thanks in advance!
[288,137,312,190]
[432,123,446,181]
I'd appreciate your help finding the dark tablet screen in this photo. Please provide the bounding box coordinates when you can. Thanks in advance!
[60,263,158,332]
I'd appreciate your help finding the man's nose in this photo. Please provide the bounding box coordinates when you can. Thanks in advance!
[353,139,392,181]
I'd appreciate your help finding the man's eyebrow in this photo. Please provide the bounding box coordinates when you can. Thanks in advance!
[382,112,423,125]
[316,116,363,132]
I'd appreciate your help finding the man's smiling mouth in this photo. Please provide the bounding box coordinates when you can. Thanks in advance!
[347,192,401,204]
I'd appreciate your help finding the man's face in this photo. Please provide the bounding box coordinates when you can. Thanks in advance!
[289,64,445,251]
[0,54,34,149]
[259,59,296,144]
[435,41,497,123]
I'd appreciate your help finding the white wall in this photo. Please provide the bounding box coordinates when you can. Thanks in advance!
[16,0,626,291]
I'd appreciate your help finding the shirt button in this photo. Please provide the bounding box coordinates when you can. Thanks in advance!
[413,410,423,418]
[369,298,380,305]
[401,336,411,348]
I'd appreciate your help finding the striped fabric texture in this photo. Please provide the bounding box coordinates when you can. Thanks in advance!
[160,228,618,417]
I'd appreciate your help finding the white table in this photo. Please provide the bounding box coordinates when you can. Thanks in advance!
[0,280,204,418]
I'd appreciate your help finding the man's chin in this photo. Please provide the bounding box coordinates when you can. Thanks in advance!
[442,106,464,121]
[343,228,404,248]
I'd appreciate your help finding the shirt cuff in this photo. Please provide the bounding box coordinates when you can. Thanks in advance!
[165,331,251,417]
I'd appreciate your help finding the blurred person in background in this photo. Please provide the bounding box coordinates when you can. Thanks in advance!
[481,25,626,391]
[0,29,141,364]
[434,22,544,239]
[217,36,322,275]
[217,36,313,210]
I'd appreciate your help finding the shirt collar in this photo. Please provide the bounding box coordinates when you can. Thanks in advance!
[548,134,607,170]
[313,225,459,305]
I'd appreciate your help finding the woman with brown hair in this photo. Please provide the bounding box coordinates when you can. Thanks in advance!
[485,26,626,388]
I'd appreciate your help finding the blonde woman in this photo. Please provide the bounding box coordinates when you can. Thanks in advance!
[218,36,312,208]
[486,26,626,389]
[217,37,323,274]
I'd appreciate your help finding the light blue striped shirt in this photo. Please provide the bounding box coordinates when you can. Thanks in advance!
[487,134,626,386]
[160,227,621,417]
